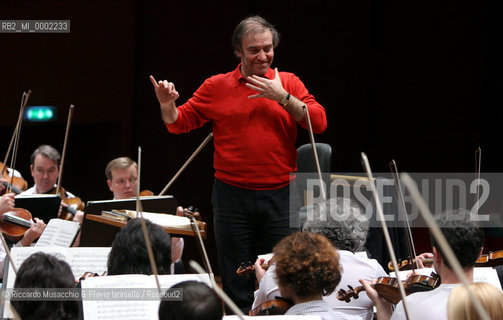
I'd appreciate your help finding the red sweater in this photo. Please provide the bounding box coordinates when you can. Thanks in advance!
[166,65,327,190]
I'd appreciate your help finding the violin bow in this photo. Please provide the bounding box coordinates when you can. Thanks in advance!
[0,231,21,320]
[190,260,246,320]
[55,105,74,196]
[389,160,418,270]
[302,105,327,201]
[401,173,490,320]
[187,208,214,283]
[5,91,31,194]
[2,91,29,180]
[361,153,412,320]
[0,91,28,278]
[135,146,162,296]
[474,147,481,215]
[159,132,213,196]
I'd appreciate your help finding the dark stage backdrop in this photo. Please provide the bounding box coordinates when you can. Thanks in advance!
[0,0,501,270]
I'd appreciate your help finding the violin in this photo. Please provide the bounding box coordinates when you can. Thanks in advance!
[388,257,434,271]
[236,261,270,276]
[183,206,202,221]
[0,207,33,241]
[475,250,503,267]
[337,272,441,305]
[0,162,28,195]
[249,297,293,316]
[46,186,84,219]
[78,271,107,282]
[139,190,154,197]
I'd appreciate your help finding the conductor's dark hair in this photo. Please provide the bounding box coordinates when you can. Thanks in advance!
[232,15,280,56]
[158,281,223,320]
[107,218,172,275]
[430,209,484,269]
[12,252,81,320]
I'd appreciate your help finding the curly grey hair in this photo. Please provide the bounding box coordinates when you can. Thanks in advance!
[302,197,369,252]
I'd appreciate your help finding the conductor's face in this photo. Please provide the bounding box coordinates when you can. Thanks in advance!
[237,29,274,78]
[107,165,138,200]
[30,154,59,194]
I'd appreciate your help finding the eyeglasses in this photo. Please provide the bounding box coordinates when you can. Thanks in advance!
[113,177,137,186]
[34,167,58,176]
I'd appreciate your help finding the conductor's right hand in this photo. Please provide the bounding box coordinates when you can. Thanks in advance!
[150,75,179,124]
[150,75,179,105]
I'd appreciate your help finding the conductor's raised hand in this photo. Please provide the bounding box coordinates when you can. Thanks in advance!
[150,75,180,105]
[246,68,287,102]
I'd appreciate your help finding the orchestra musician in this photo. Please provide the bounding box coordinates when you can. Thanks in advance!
[105,156,184,273]
[447,282,503,320]
[273,231,341,319]
[150,15,327,312]
[107,218,172,275]
[12,252,81,320]
[20,145,84,225]
[158,280,223,320]
[0,192,46,279]
[361,208,484,320]
[253,197,387,319]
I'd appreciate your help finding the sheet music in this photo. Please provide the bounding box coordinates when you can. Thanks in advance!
[126,210,192,230]
[3,246,110,318]
[35,218,81,247]
[474,267,503,291]
[82,274,211,320]
[224,316,321,319]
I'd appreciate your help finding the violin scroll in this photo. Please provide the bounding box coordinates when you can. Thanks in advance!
[183,206,201,221]
[337,285,361,303]
[236,260,270,276]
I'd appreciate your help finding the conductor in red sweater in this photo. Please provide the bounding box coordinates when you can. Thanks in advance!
[150,16,327,313]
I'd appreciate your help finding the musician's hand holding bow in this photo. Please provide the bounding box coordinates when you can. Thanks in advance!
[150,75,179,124]
[254,258,267,283]
[20,218,46,247]
[0,193,15,214]
[72,210,84,224]
[359,278,393,320]
[415,252,434,268]
[171,206,185,263]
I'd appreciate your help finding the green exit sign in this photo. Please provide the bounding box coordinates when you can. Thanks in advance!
[24,106,57,122]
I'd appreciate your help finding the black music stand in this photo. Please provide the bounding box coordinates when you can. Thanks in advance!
[79,196,178,247]
[14,194,61,223]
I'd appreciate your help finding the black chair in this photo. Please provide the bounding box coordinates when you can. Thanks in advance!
[293,143,332,228]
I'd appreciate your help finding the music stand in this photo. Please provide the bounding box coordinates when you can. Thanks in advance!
[14,194,61,223]
[79,196,178,247]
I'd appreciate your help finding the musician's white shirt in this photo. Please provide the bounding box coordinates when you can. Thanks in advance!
[391,283,460,320]
[253,250,387,320]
